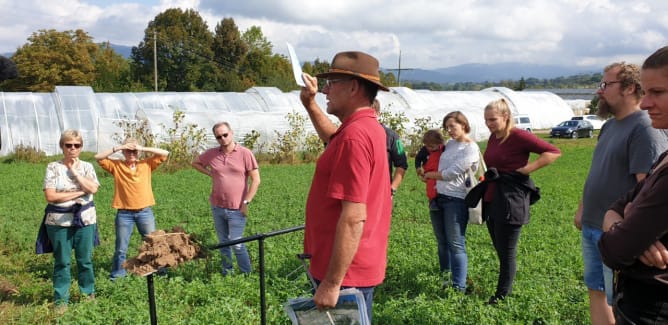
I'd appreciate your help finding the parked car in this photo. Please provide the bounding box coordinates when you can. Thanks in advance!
[572,115,606,130]
[550,120,594,139]
[514,114,532,132]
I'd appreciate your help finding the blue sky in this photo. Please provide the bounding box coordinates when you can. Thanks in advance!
[2,0,667,70]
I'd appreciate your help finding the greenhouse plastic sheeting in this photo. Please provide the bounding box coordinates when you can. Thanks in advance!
[0,86,575,156]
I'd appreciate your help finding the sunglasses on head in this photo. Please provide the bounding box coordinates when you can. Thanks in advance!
[215,133,229,140]
[64,143,82,149]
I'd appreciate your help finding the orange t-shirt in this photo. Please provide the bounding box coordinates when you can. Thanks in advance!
[98,155,167,209]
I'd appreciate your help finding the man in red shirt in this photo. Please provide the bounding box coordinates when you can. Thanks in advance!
[300,51,392,322]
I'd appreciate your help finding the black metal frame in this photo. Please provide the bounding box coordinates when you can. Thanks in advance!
[143,225,305,325]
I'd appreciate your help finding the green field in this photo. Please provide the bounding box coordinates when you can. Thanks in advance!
[0,136,597,324]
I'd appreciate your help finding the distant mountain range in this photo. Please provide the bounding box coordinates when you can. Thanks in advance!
[109,44,133,58]
[386,63,600,84]
[4,43,600,84]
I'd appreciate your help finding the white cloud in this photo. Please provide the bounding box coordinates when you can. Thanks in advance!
[2,0,667,70]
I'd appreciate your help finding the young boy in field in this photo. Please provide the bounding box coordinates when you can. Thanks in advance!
[416,129,445,209]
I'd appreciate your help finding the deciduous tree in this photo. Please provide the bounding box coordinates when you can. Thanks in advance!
[212,18,248,91]
[5,29,98,92]
[92,42,134,92]
[239,26,294,91]
[131,8,217,91]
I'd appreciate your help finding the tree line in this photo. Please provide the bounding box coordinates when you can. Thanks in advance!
[407,73,603,91]
[0,8,398,93]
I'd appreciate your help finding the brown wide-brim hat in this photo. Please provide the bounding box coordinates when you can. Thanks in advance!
[316,51,389,91]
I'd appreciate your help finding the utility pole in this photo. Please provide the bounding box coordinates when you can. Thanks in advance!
[153,30,158,92]
[385,50,414,87]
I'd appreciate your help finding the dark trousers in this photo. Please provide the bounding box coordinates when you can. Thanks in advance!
[614,277,668,324]
[486,217,522,297]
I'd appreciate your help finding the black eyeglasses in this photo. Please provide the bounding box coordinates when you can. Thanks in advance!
[599,80,622,90]
[215,133,229,140]
[64,143,82,149]
[123,149,138,154]
[324,78,352,87]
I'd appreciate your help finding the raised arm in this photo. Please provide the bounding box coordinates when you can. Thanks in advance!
[300,72,337,142]
[139,145,169,157]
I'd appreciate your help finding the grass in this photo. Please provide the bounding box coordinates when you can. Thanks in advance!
[0,135,596,324]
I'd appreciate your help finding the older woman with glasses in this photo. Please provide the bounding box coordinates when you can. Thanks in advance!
[42,129,100,308]
[95,138,169,280]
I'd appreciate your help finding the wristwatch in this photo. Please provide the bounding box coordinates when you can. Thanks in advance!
[243,200,250,205]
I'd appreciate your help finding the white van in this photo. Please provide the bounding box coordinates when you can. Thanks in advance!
[514,114,532,132]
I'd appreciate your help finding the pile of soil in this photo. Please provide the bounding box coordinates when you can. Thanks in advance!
[0,277,19,298]
[123,228,202,276]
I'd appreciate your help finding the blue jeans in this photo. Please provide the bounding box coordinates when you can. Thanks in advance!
[350,286,374,324]
[46,224,96,304]
[110,207,156,279]
[582,225,614,304]
[430,195,468,289]
[211,206,251,275]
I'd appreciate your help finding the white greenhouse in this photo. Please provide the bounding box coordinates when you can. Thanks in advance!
[0,86,575,156]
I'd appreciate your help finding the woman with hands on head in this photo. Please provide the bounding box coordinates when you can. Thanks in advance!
[43,129,100,308]
[95,138,169,280]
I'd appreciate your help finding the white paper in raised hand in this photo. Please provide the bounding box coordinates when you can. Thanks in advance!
[287,42,305,87]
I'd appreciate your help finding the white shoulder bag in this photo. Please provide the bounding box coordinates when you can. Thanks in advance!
[466,150,487,225]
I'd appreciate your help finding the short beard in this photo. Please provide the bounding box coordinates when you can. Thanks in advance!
[597,99,612,119]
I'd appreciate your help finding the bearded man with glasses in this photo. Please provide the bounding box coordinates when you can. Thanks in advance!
[574,62,668,325]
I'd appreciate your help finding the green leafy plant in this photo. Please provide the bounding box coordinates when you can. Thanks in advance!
[302,133,323,163]
[405,116,438,157]
[242,129,261,151]
[269,111,322,164]
[6,144,47,163]
[112,117,156,147]
[377,104,409,139]
[158,110,208,172]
